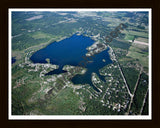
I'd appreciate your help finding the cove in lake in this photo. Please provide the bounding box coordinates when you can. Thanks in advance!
[30,34,112,90]
[12,57,16,64]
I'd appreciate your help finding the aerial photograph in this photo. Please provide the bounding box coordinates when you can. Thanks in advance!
[9,9,151,119]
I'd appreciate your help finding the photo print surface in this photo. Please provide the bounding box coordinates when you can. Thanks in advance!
[9,8,152,120]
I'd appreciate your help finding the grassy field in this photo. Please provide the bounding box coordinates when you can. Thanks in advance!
[124,34,135,41]
[122,30,148,38]
[135,37,148,43]
[31,31,53,39]
[127,43,148,71]
[110,39,131,50]
[43,87,81,115]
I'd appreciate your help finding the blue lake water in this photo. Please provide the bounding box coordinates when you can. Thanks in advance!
[30,34,112,90]
[12,57,16,64]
